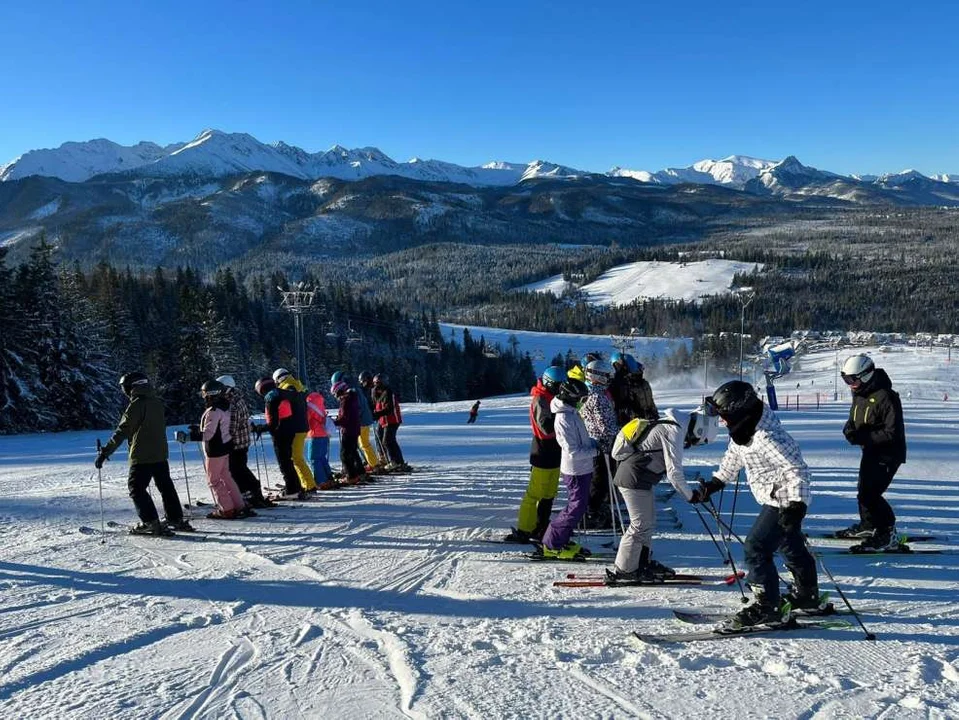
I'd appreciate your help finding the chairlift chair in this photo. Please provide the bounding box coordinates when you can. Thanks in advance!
[345,320,362,345]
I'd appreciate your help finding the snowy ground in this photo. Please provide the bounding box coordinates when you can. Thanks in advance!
[2,346,958,719]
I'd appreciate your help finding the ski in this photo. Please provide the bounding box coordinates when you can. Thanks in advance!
[554,576,704,588]
[631,617,850,644]
[564,570,745,584]
[523,552,618,564]
[816,532,938,543]
[842,546,942,555]
[671,605,871,624]
[479,537,536,545]
[79,525,191,540]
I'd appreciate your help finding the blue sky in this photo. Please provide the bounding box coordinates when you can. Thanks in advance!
[3,0,958,176]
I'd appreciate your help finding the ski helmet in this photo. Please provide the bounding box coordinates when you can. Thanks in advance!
[584,359,614,387]
[541,365,567,394]
[358,370,373,385]
[556,378,589,405]
[273,368,292,384]
[582,352,602,366]
[330,370,346,386]
[705,381,761,422]
[685,406,719,448]
[373,373,387,386]
[255,377,275,397]
[119,372,149,396]
[611,352,640,374]
[841,354,875,387]
[567,365,586,382]
[331,380,350,397]
[215,374,236,389]
[201,379,225,397]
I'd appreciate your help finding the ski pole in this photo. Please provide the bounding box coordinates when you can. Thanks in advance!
[252,434,263,484]
[692,503,749,603]
[177,435,194,512]
[808,544,877,640]
[604,454,625,542]
[258,433,271,487]
[703,499,748,546]
[95,439,106,543]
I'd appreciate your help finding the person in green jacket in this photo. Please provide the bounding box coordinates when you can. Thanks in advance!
[95,372,192,535]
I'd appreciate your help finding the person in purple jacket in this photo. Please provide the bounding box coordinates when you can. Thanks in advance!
[331,380,365,486]
[534,378,597,560]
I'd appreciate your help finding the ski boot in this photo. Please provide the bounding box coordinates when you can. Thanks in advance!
[724,597,785,630]
[539,541,591,560]
[647,558,677,580]
[165,518,197,533]
[604,565,657,584]
[783,587,832,615]
[130,520,173,536]
[502,528,533,544]
[835,522,874,539]
[206,509,240,520]
[851,526,903,552]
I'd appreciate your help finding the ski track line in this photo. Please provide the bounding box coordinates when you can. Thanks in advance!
[344,612,428,720]
[168,637,256,720]
[557,663,652,719]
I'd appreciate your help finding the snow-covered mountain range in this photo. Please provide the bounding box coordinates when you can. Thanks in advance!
[2,129,956,193]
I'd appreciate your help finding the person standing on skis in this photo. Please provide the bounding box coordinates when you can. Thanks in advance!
[372,374,408,471]
[216,375,275,508]
[255,376,305,499]
[331,379,365,485]
[609,353,658,424]
[348,370,383,472]
[694,381,820,629]
[580,359,619,530]
[95,372,193,535]
[837,354,907,550]
[190,380,248,519]
[467,400,481,424]
[305,385,335,490]
[273,368,316,492]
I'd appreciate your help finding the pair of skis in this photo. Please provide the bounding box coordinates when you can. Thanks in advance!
[79,520,212,539]
[554,570,745,588]
[632,614,853,644]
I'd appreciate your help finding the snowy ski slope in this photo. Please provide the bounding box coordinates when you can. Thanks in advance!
[0,345,958,718]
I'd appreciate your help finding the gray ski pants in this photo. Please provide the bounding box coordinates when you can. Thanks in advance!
[613,486,655,573]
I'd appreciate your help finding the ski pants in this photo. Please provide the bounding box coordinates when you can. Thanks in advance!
[128,461,184,524]
[358,425,380,468]
[306,436,333,484]
[377,423,405,466]
[467,413,477,424]
[272,433,301,494]
[541,472,593,551]
[340,433,365,480]
[204,455,245,513]
[858,455,899,531]
[228,447,265,502]
[613,486,655,573]
[588,452,615,514]
[744,504,818,603]
[290,432,316,490]
[516,466,560,537]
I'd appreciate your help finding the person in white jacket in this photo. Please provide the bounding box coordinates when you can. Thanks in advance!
[606,407,717,583]
[536,378,598,560]
[695,380,820,629]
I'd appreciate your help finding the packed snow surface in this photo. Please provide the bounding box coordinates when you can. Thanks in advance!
[1,345,958,719]
[521,259,762,307]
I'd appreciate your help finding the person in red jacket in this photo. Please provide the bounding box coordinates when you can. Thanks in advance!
[372,374,409,471]
[331,380,365,485]
[305,388,335,490]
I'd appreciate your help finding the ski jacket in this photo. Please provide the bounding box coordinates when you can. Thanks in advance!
[580,385,619,453]
[372,384,402,427]
[333,388,361,438]
[354,382,375,426]
[305,391,330,438]
[611,409,693,500]
[101,387,169,465]
[550,396,598,476]
[843,368,907,464]
[714,405,811,509]
[277,376,309,434]
[470,401,480,415]
[200,401,233,458]
[528,381,561,469]
[264,387,297,438]
[227,391,252,450]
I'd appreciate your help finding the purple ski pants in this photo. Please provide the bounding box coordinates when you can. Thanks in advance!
[541,472,593,550]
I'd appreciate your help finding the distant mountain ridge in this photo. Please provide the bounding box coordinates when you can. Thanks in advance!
[2,130,956,194]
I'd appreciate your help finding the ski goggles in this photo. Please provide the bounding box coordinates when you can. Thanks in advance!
[703,396,723,417]
[840,371,867,386]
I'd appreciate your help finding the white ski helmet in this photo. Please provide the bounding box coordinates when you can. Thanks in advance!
[584,359,614,387]
[273,368,292,383]
[685,406,719,448]
[215,374,236,389]
[841,354,875,386]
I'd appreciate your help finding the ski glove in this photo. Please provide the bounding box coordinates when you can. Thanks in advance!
[778,501,807,535]
[690,477,725,504]
[94,452,107,469]
[174,430,188,444]
[188,424,202,442]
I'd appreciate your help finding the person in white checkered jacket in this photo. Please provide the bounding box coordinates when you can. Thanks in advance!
[692,380,820,630]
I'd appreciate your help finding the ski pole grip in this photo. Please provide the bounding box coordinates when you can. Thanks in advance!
[96,438,102,452]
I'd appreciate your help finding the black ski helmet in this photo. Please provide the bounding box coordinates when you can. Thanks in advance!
[707,381,761,423]
[255,377,275,397]
[119,371,149,396]
[556,378,589,405]
[201,379,226,397]
[358,370,373,385]
[373,373,387,386]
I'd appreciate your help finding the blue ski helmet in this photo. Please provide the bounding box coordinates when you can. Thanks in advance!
[330,370,347,386]
[541,365,567,393]
[611,352,641,374]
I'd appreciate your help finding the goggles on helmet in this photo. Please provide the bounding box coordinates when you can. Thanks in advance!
[703,395,722,417]
[841,371,868,386]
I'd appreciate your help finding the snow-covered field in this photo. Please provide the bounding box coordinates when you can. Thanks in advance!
[520,259,762,306]
[2,345,958,719]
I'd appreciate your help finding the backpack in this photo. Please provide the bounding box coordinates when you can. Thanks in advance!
[620,417,678,448]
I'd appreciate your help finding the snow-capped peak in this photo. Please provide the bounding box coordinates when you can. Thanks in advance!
[608,155,778,189]
[877,169,930,185]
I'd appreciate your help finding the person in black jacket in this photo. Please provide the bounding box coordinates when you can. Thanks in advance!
[838,355,907,550]
[609,352,658,425]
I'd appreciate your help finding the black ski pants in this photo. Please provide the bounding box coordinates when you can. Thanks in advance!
[128,461,184,524]
[229,447,265,501]
[377,424,405,465]
[744,504,817,603]
[272,433,301,494]
[858,455,899,531]
[340,433,365,479]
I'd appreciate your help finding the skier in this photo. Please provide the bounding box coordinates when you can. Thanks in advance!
[503,365,567,543]
[331,379,365,485]
[349,371,383,472]
[533,378,597,560]
[837,354,907,550]
[305,385,336,490]
[189,380,249,519]
[372,374,409,471]
[694,381,820,629]
[273,369,317,492]
[95,372,193,535]
[216,375,275,508]
[609,352,659,425]
[580,359,619,530]
[606,407,716,583]
[255,376,305,499]
[467,400,481,424]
